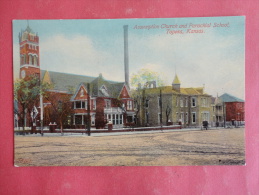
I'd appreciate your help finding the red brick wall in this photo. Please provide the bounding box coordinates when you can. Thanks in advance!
[225,102,245,121]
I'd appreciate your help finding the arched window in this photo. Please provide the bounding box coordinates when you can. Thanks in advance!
[20,55,24,65]
[34,56,38,66]
[23,54,27,64]
[29,55,32,65]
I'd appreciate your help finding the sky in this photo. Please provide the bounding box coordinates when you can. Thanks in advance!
[13,16,245,99]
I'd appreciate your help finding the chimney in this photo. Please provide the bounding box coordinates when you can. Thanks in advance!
[123,25,129,88]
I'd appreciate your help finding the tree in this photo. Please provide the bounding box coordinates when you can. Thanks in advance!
[130,68,165,89]
[165,104,172,125]
[14,75,50,134]
[45,92,73,134]
[130,69,166,126]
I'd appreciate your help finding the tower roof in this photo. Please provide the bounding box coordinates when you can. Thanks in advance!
[172,74,181,84]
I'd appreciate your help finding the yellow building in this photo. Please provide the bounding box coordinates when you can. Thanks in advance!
[134,74,213,128]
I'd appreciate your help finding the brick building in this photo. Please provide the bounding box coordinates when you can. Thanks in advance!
[15,24,134,130]
[219,93,245,125]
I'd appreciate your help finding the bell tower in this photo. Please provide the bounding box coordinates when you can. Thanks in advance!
[19,23,40,79]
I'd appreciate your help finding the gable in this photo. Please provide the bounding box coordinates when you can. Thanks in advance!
[74,85,89,100]
[119,85,130,99]
[42,71,52,84]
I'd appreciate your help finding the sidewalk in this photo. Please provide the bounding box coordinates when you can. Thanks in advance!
[14,126,233,137]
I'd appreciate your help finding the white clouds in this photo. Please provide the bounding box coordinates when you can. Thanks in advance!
[40,34,124,82]
[13,19,244,100]
[128,29,244,99]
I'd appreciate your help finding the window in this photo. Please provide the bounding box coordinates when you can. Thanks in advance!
[105,99,111,108]
[201,112,210,122]
[180,112,184,123]
[92,99,96,110]
[158,113,161,124]
[20,55,25,65]
[34,56,38,66]
[202,98,208,107]
[75,115,83,125]
[100,85,109,96]
[29,55,32,64]
[91,114,95,125]
[192,112,196,123]
[180,99,183,107]
[112,114,116,124]
[145,99,149,108]
[158,97,162,108]
[119,114,123,124]
[191,97,196,107]
[127,100,133,110]
[74,101,86,109]
[80,89,84,97]
[176,112,178,121]
[185,113,188,123]
[82,101,86,108]
[185,98,188,107]
[116,114,119,124]
[216,106,221,111]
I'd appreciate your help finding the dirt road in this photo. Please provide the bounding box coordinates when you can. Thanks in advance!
[14,128,245,166]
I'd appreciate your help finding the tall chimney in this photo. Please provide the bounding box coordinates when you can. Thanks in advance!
[123,25,129,88]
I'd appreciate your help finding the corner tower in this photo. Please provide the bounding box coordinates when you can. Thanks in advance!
[19,23,40,79]
[172,74,181,92]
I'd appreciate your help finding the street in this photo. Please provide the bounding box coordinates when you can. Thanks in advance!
[14,127,245,166]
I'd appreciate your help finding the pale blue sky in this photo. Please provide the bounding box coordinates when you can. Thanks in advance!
[13,16,245,99]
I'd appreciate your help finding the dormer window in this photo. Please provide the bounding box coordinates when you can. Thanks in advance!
[100,85,109,96]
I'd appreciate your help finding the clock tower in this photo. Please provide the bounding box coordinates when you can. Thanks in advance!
[19,24,40,79]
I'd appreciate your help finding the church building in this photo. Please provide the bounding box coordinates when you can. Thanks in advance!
[16,24,134,130]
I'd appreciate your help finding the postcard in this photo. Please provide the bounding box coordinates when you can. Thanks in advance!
[13,17,245,166]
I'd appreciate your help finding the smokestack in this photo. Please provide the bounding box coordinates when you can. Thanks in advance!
[123,25,129,88]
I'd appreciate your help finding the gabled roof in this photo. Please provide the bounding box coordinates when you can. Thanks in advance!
[109,83,126,98]
[220,93,244,102]
[43,70,128,99]
[41,70,96,94]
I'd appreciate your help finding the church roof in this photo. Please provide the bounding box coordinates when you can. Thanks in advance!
[41,70,96,94]
[220,93,244,102]
[41,70,124,98]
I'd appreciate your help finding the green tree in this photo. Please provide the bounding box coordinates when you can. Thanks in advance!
[14,75,50,134]
[130,68,165,89]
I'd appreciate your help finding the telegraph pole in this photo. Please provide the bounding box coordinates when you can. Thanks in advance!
[87,83,91,136]
[40,94,44,136]
[160,89,163,127]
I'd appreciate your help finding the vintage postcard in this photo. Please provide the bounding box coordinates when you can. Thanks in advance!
[13,17,245,166]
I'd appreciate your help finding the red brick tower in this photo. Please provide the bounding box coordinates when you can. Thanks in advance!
[19,24,40,79]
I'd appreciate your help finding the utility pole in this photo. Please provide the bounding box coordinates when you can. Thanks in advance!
[223,101,226,128]
[160,89,162,127]
[87,83,91,136]
[40,94,43,136]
